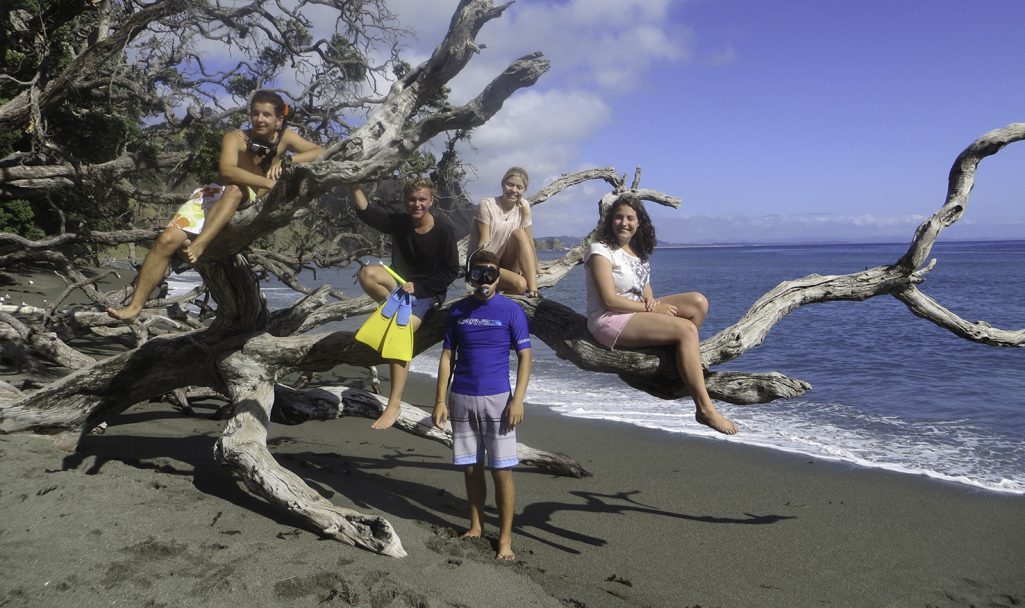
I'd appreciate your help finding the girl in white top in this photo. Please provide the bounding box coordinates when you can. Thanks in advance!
[585,195,737,435]
[467,166,541,296]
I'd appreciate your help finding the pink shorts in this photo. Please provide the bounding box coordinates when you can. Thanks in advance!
[588,311,635,349]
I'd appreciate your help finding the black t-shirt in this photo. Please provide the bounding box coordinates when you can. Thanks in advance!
[356,206,459,299]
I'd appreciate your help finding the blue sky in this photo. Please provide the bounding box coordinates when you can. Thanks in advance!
[389,0,1025,243]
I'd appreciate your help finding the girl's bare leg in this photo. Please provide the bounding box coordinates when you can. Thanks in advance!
[107,226,189,321]
[616,313,737,435]
[184,186,243,264]
[495,268,527,295]
[660,291,709,327]
[496,229,538,295]
[507,229,539,294]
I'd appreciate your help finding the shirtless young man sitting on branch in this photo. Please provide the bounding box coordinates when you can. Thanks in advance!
[107,90,325,321]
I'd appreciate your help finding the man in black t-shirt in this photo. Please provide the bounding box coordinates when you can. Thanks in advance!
[350,179,459,429]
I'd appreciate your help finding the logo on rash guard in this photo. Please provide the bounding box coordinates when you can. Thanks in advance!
[458,318,503,327]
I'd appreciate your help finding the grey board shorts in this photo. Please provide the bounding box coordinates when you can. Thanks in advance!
[449,391,518,469]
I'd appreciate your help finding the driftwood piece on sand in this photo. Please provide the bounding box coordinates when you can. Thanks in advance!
[271,384,591,479]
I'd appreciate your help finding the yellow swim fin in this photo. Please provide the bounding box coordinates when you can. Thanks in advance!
[380,291,414,362]
[355,264,414,361]
[355,286,403,352]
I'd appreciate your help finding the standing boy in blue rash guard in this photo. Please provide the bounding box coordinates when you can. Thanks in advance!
[433,249,532,561]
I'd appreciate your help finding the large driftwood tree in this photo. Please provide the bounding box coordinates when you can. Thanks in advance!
[0,0,568,557]
[2,0,1023,557]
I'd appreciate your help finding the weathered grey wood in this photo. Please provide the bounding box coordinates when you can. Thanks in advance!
[0,381,22,402]
[213,357,406,557]
[0,312,96,369]
[895,285,1025,347]
[0,227,159,251]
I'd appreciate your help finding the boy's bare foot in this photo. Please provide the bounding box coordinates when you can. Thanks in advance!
[696,410,738,435]
[496,539,515,561]
[183,239,208,265]
[458,527,482,539]
[370,403,402,429]
[106,305,141,322]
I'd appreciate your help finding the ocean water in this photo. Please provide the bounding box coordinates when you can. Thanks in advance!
[168,240,1025,494]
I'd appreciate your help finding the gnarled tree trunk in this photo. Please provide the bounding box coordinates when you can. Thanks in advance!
[0,0,561,557]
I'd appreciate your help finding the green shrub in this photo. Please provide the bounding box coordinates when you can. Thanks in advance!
[0,199,44,239]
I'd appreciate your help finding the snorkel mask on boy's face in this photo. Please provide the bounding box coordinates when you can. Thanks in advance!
[468,265,500,285]
[468,265,500,296]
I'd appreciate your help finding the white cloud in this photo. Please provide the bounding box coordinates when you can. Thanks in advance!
[476,1,686,90]
[645,212,1025,245]
[385,0,689,101]
[530,177,612,236]
[471,89,611,146]
[454,89,612,205]
[565,0,677,26]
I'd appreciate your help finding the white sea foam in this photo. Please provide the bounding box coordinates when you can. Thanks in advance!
[552,394,1025,495]
[420,337,1025,495]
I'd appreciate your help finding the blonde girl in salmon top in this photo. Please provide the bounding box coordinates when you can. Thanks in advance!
[467,166,542,296]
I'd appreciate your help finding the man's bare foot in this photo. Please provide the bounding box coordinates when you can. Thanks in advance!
[183,239,208,265]
[458,527,482,539]
[106,305,141,322]
[696,410,738,435]
[496,539,515,561]
[370,403,402,429]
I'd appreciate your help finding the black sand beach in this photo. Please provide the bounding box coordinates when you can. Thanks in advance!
[2,374,1024,607]
[2,270,1024,607]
